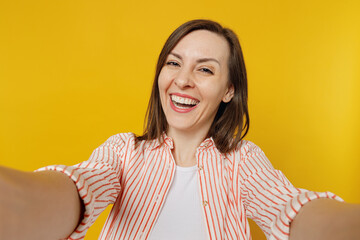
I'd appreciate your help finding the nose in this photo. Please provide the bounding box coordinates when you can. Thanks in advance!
[174,68,194,89]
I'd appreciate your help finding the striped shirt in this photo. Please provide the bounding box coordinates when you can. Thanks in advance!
[39,132,342,240]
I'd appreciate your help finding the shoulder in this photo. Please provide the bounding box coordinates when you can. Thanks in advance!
[101,132,159,153]
[232,139,265,156]
[102,132,136,147]
[230,139,275,171]
[224,140,266,164]
[224,139,271,166]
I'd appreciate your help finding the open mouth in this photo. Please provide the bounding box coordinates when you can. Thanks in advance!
[170,94,200,109]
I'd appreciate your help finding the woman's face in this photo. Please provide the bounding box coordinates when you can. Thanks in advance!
[158,30,234,136]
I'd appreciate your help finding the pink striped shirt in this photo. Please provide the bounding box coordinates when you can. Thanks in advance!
[40,132,341,240]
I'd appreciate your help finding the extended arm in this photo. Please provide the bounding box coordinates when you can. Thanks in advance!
[290,198,360,240]
[238,141,346,239]
[0,166,83,240]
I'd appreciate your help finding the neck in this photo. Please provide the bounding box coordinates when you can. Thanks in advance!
[167,127,209,167]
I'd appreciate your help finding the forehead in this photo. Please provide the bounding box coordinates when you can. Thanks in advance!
[171,30,230,63]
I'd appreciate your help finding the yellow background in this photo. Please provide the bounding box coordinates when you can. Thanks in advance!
[1,0,359,239]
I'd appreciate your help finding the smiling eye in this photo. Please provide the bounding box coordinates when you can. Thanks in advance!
[166,61,180,67]
[199,67,214,75]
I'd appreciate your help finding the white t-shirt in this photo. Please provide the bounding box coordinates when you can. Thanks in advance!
[148,165,208,240]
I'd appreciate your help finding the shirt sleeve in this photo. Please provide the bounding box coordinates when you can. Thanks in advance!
[238,140,343,240]
[36,133,133,240]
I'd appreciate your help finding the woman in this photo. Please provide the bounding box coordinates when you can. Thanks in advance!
[0,19,359,240]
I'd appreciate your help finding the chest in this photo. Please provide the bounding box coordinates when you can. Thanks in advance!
[102,147,249,240]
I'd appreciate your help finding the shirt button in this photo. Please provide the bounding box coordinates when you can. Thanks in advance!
[202,200,208,207]
[198,165,203,171]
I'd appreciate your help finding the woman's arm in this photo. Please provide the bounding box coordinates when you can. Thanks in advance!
[238,141,347,239]
[0,166,83,240]
[290,198,360,240]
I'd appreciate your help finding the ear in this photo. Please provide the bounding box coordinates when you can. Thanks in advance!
[222,84,234,103]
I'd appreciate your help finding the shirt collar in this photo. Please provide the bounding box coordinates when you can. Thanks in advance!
[198,137,215,149]
[163,133,174,149]
[147,133,173,150]
[149,132,215,151]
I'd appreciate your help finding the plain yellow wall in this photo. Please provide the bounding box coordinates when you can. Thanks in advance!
[1,1,359,239]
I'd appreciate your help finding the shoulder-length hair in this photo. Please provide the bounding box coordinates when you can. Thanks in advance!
[137,19,249,153]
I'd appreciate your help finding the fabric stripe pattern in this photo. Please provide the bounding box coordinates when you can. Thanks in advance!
[38,132,342,240]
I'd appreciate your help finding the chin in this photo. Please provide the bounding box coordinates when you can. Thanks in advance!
[167,121,195,132]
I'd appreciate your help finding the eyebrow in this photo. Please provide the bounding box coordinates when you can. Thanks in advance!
[169,52,220,66]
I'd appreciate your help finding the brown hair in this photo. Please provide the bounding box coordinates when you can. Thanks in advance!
[137,19,249,153]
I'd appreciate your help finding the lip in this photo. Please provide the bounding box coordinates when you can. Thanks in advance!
[169,93,199,113]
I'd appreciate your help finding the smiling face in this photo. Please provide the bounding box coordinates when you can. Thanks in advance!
[158,30,234,137]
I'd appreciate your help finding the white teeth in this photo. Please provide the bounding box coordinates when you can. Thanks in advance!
[171,95,199,106]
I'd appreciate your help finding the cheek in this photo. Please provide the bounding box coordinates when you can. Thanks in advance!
[158,72,169,107]
[200,82,227,104]
[158,70,170,92]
